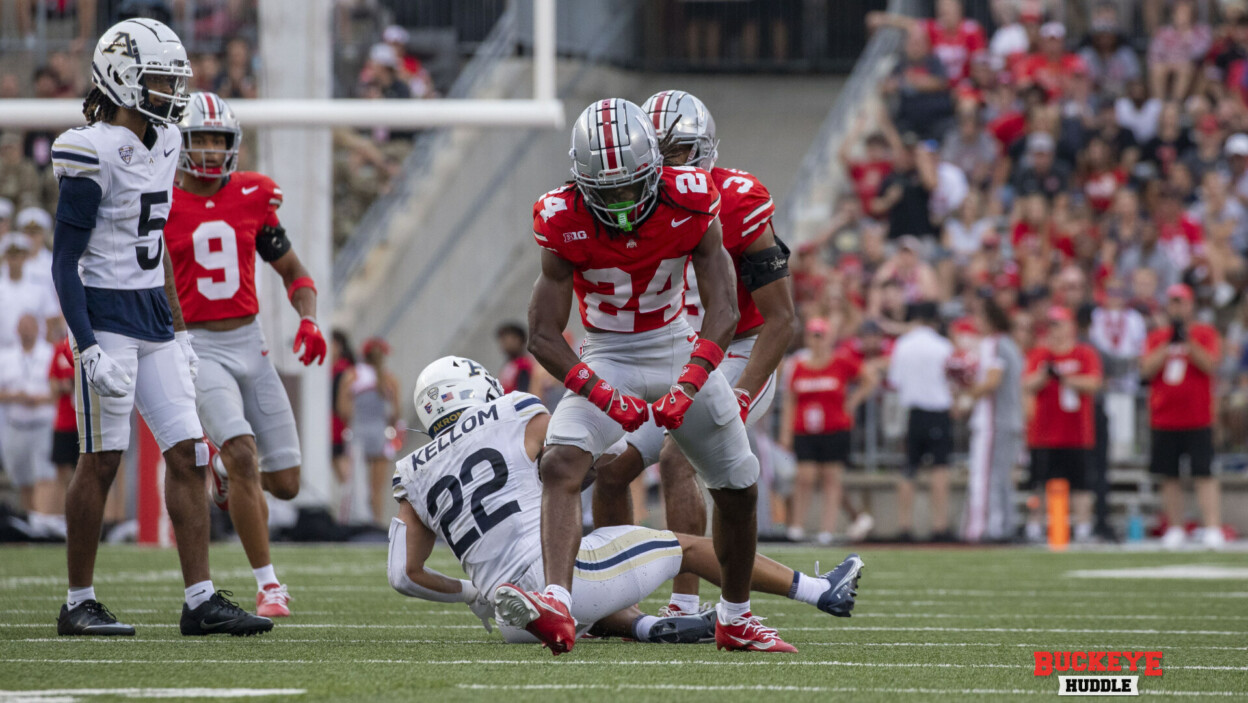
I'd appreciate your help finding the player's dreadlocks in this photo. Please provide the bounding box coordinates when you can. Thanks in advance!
[658,132,687,167]
[82,87,119,125]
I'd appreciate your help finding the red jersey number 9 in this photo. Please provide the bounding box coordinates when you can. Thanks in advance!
[192,221,241,300]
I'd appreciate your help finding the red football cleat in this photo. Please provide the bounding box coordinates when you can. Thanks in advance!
[256,583,291,618]
[493,584,577,655]
[715,608,797,653]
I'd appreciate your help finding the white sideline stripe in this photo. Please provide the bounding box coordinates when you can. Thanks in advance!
[4,623,1245,635]
[868,588,1248,598]
[0,689,304,700]
[5,659,1243,671]
[456,684,1248,697]
[12,608,1247,622]
[0,565,370,589]
[16,638,1248,652]
[1067,565,1248,580]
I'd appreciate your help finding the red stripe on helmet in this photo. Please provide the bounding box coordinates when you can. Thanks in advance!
[600,99,619,170]
[205,94,216,120]
[651,91,669,132]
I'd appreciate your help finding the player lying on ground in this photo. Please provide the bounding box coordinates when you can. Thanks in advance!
[593,90,795,619]
[387,357,864,645]
[166,91,327,618]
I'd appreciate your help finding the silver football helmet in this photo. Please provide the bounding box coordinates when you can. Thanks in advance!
[642,90,718,170]
[569,98,662,232]
[178,92,241,178]
[412,356,504,438]
[91,18,191,124]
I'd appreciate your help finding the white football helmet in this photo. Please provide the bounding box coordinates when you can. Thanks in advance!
[642,90,718,170]
[412,356,504,438]
[179,92,241,178]
[569,98,662,232]
[91,18,191,125]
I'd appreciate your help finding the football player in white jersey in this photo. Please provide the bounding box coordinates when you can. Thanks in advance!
[388,357,865,645]
[50,18,271,637]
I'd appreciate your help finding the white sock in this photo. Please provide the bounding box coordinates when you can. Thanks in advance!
[253,564,278,590]
[185,580,215,609]
[788,572,828,605]
[632,614,659,640]
[67,586,96,609]
[718,597,750,623]
[543,584,572,610]
[668,593,701,614]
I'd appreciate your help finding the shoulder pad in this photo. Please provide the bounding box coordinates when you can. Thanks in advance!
[52,129,102,180]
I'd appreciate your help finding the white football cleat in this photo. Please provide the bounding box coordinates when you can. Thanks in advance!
[1161,525,1186,550]
[1201,526,1226,551]
[209,453,229,511]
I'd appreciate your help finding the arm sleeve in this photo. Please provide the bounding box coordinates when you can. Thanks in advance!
[52,177,103,350]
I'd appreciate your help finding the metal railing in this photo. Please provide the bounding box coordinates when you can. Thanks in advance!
[331,4,519,295]
[775,0,918,245]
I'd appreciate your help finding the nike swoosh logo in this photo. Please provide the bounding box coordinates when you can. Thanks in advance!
[241,186,259,195]
[261,349,270,356]
[198,620,233,630]
[730,634,776,649]
[164,147,177,157]
[727,352,747,359]
[671,216,693,227]
[687,334,697,343]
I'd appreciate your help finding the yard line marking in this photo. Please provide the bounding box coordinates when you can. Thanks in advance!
[17,637,1247,651]
[0,659,1017,668]
[3,623,1244,635]
[456,684,1248,697]
[0,565,372,589]
[0,689,304,700]
[867,588,1248,598]
[1068,565,1248,580]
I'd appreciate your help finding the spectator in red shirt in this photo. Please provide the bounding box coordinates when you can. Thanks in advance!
[867,0,986,83]
[1014,22,1085,100]
[780,317,878,544]
[495,321,536,394]
[1023,306,1103,542]
[48,336,77,514]
[1153,185,1205,272]
[1140,284,1224,549]
[1078,136,1127,214]
[840,113,894,216]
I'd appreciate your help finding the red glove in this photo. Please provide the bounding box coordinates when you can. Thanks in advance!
[565,362,649,431]
[653,384,695,429]
[734,388,752,424]
[293,317,327,366]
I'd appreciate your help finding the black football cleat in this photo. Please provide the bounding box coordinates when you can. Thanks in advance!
[642,607,717,643]
[817,553,865,617]
[180,590,273,636]
[57,600,136,636]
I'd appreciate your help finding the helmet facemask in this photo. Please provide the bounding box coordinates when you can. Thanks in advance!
[575,163,661,232]
[134,63,191,124]
[180,127,240,178]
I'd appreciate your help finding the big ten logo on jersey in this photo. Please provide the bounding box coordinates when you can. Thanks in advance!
[670,166,708,194]
[563,231,587,243]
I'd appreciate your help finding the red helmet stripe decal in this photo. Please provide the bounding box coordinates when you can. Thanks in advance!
[205,94,216,119]
[651,91,669,132]
[599,99,619,170]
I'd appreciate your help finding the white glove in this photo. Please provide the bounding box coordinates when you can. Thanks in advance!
[467,594,495,634]
[175,330,198,381]
[80,344,132,398]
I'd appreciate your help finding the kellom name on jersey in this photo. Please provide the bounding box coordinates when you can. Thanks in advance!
[1036,651,1161,697]
[414,405,500,467]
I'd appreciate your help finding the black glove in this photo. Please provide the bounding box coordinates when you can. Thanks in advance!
[1171,319,1186,343]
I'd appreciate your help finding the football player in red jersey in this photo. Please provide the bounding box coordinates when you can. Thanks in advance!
[492,98,800,656]
[165,92,327,618]
[591,90,861,620]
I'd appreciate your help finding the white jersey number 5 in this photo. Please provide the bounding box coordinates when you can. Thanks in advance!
[191,221,241,300]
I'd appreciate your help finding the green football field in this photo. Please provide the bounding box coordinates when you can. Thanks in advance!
[1,543,1246,702]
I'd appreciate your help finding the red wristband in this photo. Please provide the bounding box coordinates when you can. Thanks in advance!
[287,276,317,302]
[564,362,595,394]
[690,338,725,369]
[677,364,710,391]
